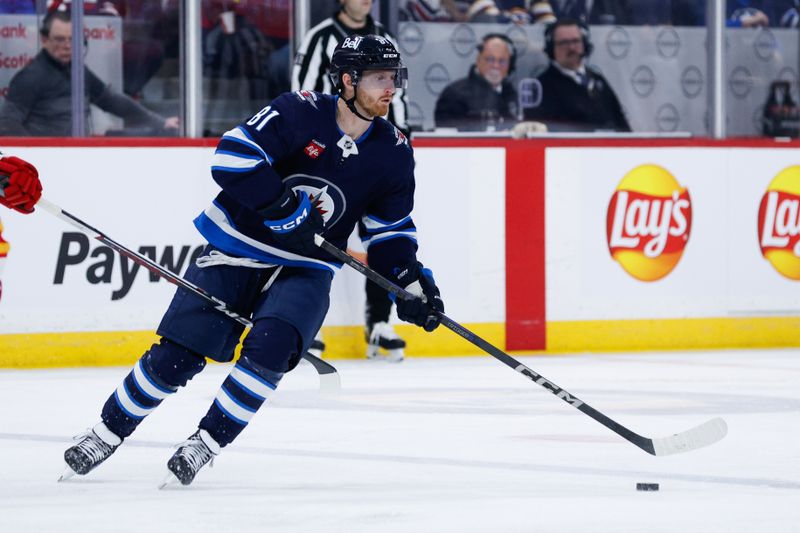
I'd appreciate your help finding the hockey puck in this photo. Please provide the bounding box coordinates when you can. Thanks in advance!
[636,483,659,491]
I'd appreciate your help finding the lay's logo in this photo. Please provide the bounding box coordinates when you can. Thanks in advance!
[758,166,800,280]
[606,164,692,282]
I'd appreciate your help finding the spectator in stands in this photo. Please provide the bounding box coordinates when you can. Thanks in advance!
[402,0,557,24]
[203,2,271,101]
[293,0,408,132]
[434,33,519,130]
[0,11,179,136]
[550,0,632,24]
[525,19,630,131]
[667,0,798,27]
[0,0,36,13]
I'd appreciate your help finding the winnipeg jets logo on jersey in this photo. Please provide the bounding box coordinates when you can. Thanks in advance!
[342,36,363,50]
[284,174,347,228]
[337,134,359,158]
[295,90,318,109]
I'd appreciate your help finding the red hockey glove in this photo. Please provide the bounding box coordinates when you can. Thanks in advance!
[0,156,42,214]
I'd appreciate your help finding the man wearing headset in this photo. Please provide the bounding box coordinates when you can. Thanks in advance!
[526,19,629,132]
[434,33,519,131]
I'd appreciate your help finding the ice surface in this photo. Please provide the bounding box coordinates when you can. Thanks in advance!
[1,349,798,532]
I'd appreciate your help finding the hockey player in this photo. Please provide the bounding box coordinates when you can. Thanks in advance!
[60,34,444,487]
[294,0,409,362]
[0,155,43,302]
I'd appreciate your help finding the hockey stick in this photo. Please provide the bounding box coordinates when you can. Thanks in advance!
[314,234,727,456]
[0,182,339,392]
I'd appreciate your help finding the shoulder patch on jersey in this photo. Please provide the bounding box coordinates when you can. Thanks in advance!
[294,53,305,66]
[393,126,408,147]
[294,90,319,109]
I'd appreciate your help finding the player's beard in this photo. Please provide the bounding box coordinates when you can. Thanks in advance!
[356,91,392,118]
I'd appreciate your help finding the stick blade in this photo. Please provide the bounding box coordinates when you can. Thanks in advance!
[651,417,728,456]
[302,352,341,395]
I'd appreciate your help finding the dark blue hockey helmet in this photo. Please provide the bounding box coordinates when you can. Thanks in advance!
[329,34,408,92]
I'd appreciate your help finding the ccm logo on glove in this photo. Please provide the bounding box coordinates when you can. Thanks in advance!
[260,186,325,256]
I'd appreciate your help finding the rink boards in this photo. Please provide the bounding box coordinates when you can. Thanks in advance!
[0,137,799,366]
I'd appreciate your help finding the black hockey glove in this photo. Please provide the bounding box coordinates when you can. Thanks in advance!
[260,185,324,256]
[393,261,444,332]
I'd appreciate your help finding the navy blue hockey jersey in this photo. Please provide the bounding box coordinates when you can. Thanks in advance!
[194,90,419,277]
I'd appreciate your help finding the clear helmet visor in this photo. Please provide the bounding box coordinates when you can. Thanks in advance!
[356,68,408,91]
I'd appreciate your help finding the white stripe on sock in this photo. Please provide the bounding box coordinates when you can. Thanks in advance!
[215,387,256,424]
[132,361,172,400]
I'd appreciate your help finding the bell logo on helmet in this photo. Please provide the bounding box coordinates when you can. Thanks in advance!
[342,36,363,50]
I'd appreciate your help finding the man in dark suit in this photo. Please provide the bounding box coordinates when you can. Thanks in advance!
[526,19,630,132]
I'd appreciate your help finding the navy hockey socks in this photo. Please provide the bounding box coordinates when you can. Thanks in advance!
[101,340,206,438]
[198,356,283,447]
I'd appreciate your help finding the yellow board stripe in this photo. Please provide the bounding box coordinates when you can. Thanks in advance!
[2,317,798,369]
[547,316,800,352]
[0,323,505,368]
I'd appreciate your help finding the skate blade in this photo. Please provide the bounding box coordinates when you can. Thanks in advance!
[58,465,77,482]
[158,472,179,490]
[366,345,404,362]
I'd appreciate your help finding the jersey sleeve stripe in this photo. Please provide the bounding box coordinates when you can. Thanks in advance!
[211,152,266,172]
[361,214,413,232]
[361,230,418,250]
[222,127,272,163]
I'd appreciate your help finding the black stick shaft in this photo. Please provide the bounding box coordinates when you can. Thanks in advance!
[34,198,336,375]
[315,235,657,454]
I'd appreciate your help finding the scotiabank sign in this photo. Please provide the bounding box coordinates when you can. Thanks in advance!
[758,166,800,280]
[606,164,692,281]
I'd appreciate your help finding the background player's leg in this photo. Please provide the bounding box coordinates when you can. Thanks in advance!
[364,277,406,362]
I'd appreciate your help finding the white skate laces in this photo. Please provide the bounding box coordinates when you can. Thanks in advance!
[161,429,220,488]
[60,422,122,480]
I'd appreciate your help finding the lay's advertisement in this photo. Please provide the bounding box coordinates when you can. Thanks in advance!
[545,146,800,350]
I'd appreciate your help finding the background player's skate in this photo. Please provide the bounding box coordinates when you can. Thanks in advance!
[365,321,406,362]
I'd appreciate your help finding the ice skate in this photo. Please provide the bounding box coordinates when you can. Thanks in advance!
[160,429,219,488]
[59,422,122,481]
[308,332,326,359]
[365,321,406,362]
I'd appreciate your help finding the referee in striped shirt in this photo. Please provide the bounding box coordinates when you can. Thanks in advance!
[292,0,410,360]
[292,0,408,133]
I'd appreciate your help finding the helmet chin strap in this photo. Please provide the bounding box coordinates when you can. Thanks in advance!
[343,85,374,123]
